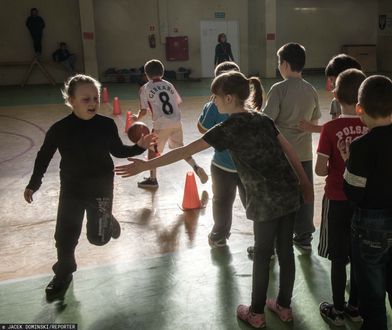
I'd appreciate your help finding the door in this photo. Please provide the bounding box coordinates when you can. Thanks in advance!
[200,20,240,78]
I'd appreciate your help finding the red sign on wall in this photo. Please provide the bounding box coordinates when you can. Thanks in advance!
[83,32,94,40]
[166,36,189,61]
[266,33,276,41]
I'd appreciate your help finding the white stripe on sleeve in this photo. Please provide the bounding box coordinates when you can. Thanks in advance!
[343,169,367,188]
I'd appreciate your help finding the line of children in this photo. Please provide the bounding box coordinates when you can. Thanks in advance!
[339,75,392,330]
[263,42,321,251]
[136,59,208,188]
[197,61,246,248]
[24,56,392,329]
[24,74,155,301]
[115,71,313,328]
[315,68,367,326]
[299,53,362,133]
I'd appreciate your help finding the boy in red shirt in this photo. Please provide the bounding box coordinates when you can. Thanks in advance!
[316,69,367,326]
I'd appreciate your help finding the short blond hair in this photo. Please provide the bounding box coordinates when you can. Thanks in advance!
[62,74,101,108]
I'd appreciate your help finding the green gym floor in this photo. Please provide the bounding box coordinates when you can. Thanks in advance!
[0,76,391,329]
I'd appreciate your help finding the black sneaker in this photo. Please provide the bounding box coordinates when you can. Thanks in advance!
[45,275,73,301]
[111,216,121,239]
[319,302,345,327]
[208,233,227,248]
[137,177,158,188]
[343,303,363,322]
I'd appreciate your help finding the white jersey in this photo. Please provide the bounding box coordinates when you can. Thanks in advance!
[139,79,182,130]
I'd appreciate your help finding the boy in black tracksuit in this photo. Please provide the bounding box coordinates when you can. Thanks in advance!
[339,75,392,330]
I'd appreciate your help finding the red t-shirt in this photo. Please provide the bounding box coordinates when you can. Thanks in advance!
[317,116,368,200]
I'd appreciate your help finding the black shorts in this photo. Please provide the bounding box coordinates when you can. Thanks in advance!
[318,195,354,261]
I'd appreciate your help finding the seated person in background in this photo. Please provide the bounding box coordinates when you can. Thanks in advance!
[52,42,76,74]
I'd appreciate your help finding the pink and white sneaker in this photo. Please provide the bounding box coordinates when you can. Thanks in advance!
[236,304,266,328]
[266,298,293,322]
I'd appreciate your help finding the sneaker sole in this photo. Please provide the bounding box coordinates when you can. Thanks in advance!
[208,240,227,248]
[237,318,266,329]
[208,235,227,248]
[137,184,159,188]
[320,313,345,327]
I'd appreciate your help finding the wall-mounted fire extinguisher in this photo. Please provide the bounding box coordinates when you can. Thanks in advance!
[149,34,156,48]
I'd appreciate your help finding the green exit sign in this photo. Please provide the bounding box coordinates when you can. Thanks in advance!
[215,12,225,19]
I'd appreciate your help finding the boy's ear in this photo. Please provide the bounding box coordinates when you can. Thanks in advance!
[68,96,75,107]
[282,60,290,71]
[355,103,364,115]
[225,94,233,103]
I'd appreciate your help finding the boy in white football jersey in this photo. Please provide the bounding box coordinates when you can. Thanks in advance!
[136,59,208,188]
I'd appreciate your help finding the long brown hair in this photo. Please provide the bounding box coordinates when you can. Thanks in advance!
[211,71,263,111]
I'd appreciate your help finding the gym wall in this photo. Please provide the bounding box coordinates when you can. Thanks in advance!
[0,0,391,86]
[0,0,83,86]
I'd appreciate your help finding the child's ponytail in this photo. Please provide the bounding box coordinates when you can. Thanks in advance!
[211,71,264,111]
[247,77,264,111]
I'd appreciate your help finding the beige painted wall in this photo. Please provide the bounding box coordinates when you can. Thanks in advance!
[248,0,266,76]
[94,0,248,80]
[0,0,83,85]
[79,0,98,77]
[276,0,378,69]
[1,0,391,86]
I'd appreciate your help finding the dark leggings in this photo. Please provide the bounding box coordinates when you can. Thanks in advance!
[52,194,114,279]
[331,258,358,310]
[251,212,295,313]
[210,164,246,240]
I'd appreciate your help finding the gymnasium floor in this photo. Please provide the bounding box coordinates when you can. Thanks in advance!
[0,76,391,329]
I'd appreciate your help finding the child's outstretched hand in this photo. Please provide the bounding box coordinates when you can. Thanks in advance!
[337,138,350,162]
[298,120,314,132]
[114,158,146,178]
[24,188,34,203]
[137,133,157,150]
[300,182,314,204]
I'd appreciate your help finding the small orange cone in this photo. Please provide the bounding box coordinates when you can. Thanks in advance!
[113,97,121,115]
[125,111,134,133]
[182,172,201,210]
[102,87,109,103]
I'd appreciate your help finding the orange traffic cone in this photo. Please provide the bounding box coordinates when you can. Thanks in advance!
[125,111,134,132]
[112,97,121,115]
[182,172,201,210]
[102,87,109,103]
